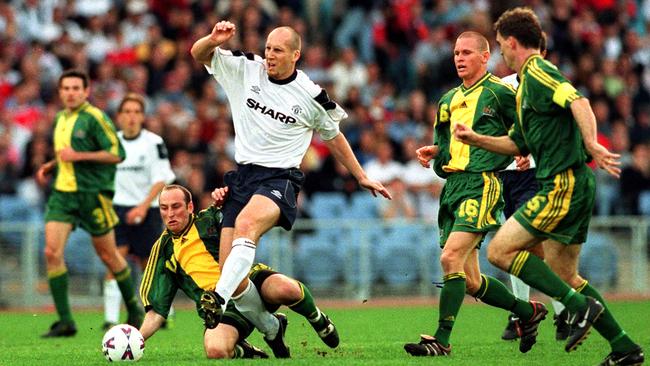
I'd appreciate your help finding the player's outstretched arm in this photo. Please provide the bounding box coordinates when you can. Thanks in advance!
[191,21,237,67]
[324,133,392,199]
[454,123,521,156]
[570,98,621,178]
[140,310,166,340]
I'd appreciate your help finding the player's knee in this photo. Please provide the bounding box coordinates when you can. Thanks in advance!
[486,245,504,267]
[263,276,302,303]
[205,344,233,359]
[233,215,258,237]
[43,245,63,263]
[439,250,461,272]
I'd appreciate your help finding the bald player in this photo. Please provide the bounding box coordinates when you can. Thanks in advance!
[404,31,547,357]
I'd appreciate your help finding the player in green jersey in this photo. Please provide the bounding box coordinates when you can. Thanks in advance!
[404,31,547,358]
[139,185,339,359]
[455,8,644,366]
[36,69,143,338]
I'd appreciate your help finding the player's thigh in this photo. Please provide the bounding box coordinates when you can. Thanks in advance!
[255,271,301,306]
[487,216,541,267]
[542,240,583,286]
[234,194,281,241]
[204,323,240,358]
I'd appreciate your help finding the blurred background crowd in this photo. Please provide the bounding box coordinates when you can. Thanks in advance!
[1,0,650,222]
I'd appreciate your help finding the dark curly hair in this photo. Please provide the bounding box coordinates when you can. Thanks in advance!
[494,7,543,50]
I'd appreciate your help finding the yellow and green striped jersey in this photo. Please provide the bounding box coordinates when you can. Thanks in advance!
[140,207,223,318]
[52,102,125,193]
[433,72,516,178]
[509,55,588,179]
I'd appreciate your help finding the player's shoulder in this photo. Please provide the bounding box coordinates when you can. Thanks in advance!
[485,74,516,94]
[140,129,165,143]
[218,48,265,64]
[294,70,339,111]
[439,87,459,104]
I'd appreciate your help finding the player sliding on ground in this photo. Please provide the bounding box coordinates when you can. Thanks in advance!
[139,185,339,359]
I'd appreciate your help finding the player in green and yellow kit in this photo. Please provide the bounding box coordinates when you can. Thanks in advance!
[36,69,143,338]
[139,185,338,359]
[404,31,547,358]
[455,8,644,365]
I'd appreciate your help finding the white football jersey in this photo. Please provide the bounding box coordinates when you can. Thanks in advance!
[206,48,346,169]
[502,73,536,170]
[114,129,176,207]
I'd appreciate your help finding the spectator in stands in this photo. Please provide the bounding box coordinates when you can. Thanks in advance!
[620,140,650,215]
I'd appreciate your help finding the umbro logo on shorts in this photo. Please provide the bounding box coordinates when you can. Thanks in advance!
[270,190,282,199]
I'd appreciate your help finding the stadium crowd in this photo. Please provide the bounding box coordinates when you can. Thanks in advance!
[1,0,650,221]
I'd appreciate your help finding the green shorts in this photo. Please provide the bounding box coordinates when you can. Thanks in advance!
[44,190,119,236]
[513,165,595,244]
[438,172,504,247]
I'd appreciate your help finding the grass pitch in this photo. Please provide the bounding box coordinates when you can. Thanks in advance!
[1,300,648,365]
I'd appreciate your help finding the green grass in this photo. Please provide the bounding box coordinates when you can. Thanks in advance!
[1,300,648,365]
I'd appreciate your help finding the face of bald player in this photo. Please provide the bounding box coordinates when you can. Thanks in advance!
[264,28,300,80]
[159,188,194,235]
[454,36,489,85]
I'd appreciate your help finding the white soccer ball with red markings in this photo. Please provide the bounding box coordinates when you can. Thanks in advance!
[102,324,145,362]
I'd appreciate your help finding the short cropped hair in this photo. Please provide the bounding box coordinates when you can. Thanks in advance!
[118,93,146,113]
[494,7,543,50]
[58,69,89,89]
[161,184,193,205]
[457,31,490,53]
[277,26,301,52]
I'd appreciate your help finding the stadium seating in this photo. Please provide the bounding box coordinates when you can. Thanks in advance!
[295,233,342,287]
[579,232,618,289]
[639,190,650,215]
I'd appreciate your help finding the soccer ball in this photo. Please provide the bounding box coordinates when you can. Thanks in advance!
[102,324,145,362]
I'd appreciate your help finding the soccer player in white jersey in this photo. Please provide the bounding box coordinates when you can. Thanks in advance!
[190,21,391,357]
[103,93,176,330]
[496,35,570,342]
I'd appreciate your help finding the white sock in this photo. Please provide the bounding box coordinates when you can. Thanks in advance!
[232,280,280,340]
[215,238,256,310]
[551,299,565,315]
[104,279,121,324]
[510,274,530,302]
[169,305,175,318]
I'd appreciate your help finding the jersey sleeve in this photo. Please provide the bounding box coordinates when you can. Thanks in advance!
[140,237,178,318]
[508,123,530,156]
[149,137,176,184]
[206,48,262,98]
[496,84,517,130]
[92,112,125,160]
[311,89,345,141]
[526,59,583,110]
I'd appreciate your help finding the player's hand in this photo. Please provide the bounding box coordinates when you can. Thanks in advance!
[35,161,54,187]
[59,147,80,162]
[358,177,392,200]
[515,155,530,171]
[210,186,229,207]
[453,123,479,145]
[586,142,622,178]
[126,205,148,225]
[209,21,236,44]
[415,145,439,168]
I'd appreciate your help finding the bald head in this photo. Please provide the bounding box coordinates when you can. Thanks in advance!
[457,31,490,53]
[268,26,301,52]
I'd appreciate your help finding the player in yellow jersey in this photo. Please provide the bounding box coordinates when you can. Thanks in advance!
[36,69,143,337]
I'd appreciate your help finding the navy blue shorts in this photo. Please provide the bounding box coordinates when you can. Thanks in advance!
[114,206,163,259]
[222,164,305,231]
[500,169,539,218]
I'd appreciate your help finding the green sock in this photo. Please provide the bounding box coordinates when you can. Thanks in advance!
[509,251,586,312]
[434,273,466,347]
[114,266,141,315]
[288,282,325,329]
[475,274,533,320]
[578,282,637,353]
[48,270,74,324]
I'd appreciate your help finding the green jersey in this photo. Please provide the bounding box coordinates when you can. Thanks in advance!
[52,102,125,193]
[433,72,516,178]
[509,55,588,179]
[140,206,222,318]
